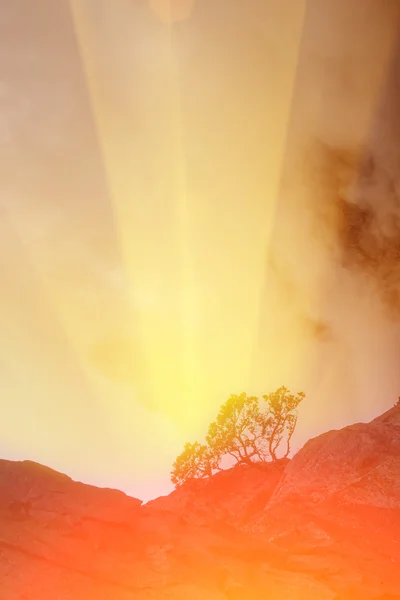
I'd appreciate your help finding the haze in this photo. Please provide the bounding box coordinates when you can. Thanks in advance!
[0,0,399,501]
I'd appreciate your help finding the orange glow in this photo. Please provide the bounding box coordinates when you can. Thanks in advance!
[0,0,399,508]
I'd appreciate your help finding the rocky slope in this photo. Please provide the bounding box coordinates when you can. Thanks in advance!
[249,406,400,599]
[0,406,399,599]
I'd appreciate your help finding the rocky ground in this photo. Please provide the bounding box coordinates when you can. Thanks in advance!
[1,406,399,599]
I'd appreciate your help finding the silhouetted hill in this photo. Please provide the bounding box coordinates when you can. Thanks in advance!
[0,407,399,599]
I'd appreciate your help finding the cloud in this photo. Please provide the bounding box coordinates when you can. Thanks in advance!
[300,315,334,342]
[266,250,334,343]
[302,139,400,320]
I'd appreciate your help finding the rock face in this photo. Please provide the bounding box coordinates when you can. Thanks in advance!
[0,407,399,599]
[147,458,288,526]
[268,406,400,508]
[249,406,400,599]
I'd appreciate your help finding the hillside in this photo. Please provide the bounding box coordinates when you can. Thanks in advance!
[0,406,399,599]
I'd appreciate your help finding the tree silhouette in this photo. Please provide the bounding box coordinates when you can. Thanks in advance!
[171,386,304,487]
[171,442,219,487]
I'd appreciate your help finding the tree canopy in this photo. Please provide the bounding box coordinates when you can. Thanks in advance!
[171,386,304,487]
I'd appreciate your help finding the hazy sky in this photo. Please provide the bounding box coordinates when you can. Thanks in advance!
[0,0,399,501]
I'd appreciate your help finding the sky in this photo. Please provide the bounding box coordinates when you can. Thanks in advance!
[0,0,399,501]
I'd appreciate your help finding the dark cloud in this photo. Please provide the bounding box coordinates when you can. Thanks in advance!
[302,139,400,319]
[301,315,334,342]
[298,27,400,320]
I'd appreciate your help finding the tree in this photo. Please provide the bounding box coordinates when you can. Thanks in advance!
[170,442,220,488]
[206,393,264,466]
[262,386,304,461]
[170,387,304,487]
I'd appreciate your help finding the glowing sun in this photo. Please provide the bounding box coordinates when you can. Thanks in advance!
[148,0,196,23]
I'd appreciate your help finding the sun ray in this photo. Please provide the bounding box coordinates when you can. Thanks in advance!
[68,0,157,411]
[0,1,154,466]
[247,0,308,392]
[164,19,198,427]
[67,1,317,437]
[68,0,200,430]
[0,206,114,460]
